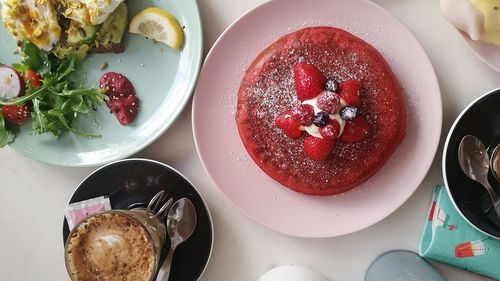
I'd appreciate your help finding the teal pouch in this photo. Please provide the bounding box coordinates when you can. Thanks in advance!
[419,185,500,280]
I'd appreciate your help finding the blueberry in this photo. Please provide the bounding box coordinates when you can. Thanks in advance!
[313,112,330,127]
[340,106,358,121]
[326,79,339,92]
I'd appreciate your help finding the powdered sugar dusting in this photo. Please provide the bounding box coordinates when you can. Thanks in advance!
[235,27,406,195]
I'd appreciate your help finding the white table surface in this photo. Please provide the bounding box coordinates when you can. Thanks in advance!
[1,0,500,280]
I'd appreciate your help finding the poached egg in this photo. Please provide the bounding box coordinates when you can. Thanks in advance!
[61,0,125,25]
[258,265,329,281]
[0,0,125,51]
[1,0,61,51]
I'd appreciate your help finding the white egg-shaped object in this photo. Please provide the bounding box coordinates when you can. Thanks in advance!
[258,265,329,281]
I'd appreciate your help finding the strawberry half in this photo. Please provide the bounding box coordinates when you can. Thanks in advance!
[1,105,30,125]
[293,63,326,101]
[303,136,335,161]
[338,80,361,108]
[339,115,371,143]
[24,70,41,89]
[275,110,301,138]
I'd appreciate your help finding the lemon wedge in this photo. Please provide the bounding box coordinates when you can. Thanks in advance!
[129,7,184,49]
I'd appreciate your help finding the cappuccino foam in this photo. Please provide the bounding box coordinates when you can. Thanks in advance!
[65,212,156,281]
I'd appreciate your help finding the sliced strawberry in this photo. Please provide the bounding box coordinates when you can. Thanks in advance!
[339,115,371,143]
[317,91,341,114]
[319,119,341,140]
[338,80,361,108]
[293,63,326,101]
[303,136,335,161]
[2,105,30,125]
[292,104,314,126]
[106,94,139,125]
[275,110,301,138]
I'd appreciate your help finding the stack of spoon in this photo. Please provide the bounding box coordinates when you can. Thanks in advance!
[148,192,198,281]
[458,135,500,219]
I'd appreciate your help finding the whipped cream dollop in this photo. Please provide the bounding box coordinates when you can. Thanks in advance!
[300,94,346,139]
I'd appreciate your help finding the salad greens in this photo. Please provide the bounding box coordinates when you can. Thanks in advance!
[0,41,105,147]
[0,114,16,147]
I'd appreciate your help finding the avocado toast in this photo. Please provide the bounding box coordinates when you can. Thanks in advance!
[53,2,129,60]
[1,0,129,60]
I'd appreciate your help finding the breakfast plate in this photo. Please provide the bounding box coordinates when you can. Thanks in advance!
[193,0,442,237]
[460,31,500,73]
[62,159,213,280]
[0,0,202,167]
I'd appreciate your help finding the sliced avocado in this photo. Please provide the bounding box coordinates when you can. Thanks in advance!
[74,44,90,62]
[52,44,74,60]
[67,20,99,46]
[52,43,89,62]
[95,2,128,46]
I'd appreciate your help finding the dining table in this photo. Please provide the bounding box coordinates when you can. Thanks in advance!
[1,0,500,280]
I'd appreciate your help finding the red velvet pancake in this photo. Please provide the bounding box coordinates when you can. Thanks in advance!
[236,27,406,195]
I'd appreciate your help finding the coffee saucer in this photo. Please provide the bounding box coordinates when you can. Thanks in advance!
[62,158,213,280]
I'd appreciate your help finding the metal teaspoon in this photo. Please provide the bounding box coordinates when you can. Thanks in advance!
[155,198,197,281]
[458,135,500,219]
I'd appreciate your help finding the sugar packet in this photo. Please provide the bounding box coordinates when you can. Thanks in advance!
[64,196,112,230]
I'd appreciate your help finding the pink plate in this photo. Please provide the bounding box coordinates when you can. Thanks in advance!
[192,0,442,237]
[460,31,500,73]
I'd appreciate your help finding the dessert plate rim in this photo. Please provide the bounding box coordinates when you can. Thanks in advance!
[192,0,442,237]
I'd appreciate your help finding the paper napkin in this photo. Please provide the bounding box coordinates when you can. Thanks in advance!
[419,185,500,280]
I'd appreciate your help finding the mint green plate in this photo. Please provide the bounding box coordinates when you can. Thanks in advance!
[0,0,202,167]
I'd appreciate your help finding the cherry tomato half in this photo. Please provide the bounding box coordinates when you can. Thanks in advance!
[24,70,41,89]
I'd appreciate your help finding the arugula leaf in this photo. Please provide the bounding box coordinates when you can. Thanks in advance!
[11,63,28,73]
[0,113,16,147]
[29,56,104,137]
[19,41,52,72]
[20,41,42,70]
[31,98,46,133]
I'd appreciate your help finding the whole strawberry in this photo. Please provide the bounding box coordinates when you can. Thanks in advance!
[293,63,326,101]
[340,116,371,143]
[303,136,335,161]
[338,80,362,108]
[275,110,302,138]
